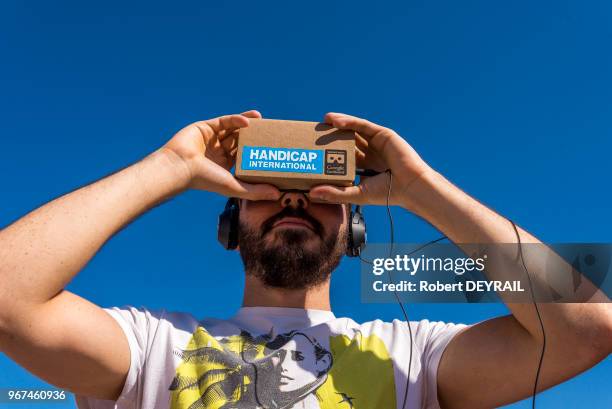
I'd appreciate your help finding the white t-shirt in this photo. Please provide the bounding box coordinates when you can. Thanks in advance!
[75,306,467,409]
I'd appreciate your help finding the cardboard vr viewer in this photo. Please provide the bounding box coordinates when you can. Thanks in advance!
[235,119,356,191]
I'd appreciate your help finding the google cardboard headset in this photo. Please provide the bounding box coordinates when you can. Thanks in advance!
[217,119,368,256]
[217,198,366,257]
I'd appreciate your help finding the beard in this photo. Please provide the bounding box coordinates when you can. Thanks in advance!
[238,206,347,290]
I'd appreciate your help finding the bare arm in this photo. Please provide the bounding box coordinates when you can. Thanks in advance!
[405,170,612,408]
[0,111,280,400]
[0,149,189,399]
[311,112,612,409]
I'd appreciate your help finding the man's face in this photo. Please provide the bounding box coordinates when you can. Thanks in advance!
[271,334,331,392]
[237,193,348,289]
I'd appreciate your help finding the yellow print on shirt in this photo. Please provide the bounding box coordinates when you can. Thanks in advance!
[169,327,396,408]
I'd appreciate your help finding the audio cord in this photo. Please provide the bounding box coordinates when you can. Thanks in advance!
[510,220,546,409]
[357,170,545,409]
[358,170,445,409]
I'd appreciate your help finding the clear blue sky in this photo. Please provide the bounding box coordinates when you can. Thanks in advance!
[1,1,610,407]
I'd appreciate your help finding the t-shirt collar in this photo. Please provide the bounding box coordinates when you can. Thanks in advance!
[231,306,336,332]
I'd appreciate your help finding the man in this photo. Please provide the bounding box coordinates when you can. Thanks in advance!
[0,110,610,408]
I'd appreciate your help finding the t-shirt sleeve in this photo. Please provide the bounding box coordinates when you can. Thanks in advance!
[74,306,160,409]
[420,320,470,409]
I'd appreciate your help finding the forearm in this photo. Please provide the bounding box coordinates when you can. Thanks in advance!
[403,170,612,350]
[0,148,190,313]
[403,169,529,244]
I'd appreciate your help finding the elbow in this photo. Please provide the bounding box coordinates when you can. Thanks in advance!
[0,315,8,352]
[0,307,9,351]
[561,305,612,366]
[0,298,6,336]
[582,306,612,361]
[605,311,612,356]
[0,299,16,351]
[597,305,612,356]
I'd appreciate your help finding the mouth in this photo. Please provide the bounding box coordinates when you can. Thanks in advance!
[279,375,294,384]
[272,217,315,232]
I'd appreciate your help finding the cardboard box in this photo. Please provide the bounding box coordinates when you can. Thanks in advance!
[235,119,356,191]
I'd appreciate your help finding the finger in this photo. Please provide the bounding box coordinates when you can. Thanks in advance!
[226,179,282,201]
[220,134,238,152]
[355,148,367,166]
[355,141,369,157]
[308,184,365,205]
[324,112,388,140]
[220,142,238,165]
[204,114,250,135]
[355,142,387,171]
[200,162,280,201]
[190,158,279,201]
[217,114,251,133]
[217,111,261,142]
[310,171,391,205]
[240,110,262,119]
[326,113,408,169]
[217,128,233,141]
[355,132,370,150]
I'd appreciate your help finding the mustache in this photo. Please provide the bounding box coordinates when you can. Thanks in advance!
[261,206,323,237]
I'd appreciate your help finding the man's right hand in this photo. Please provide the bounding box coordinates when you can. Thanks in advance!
[163,110,281,200]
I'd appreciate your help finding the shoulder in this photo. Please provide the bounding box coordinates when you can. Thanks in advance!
[339,316,469,351]
[101,305,207,338]
[348,316,467,335]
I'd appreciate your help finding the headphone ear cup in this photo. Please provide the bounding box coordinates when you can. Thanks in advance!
[347,206,367,257]
[218,199,240,250]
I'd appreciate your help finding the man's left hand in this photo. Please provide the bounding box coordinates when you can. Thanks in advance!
[309,112,432,207]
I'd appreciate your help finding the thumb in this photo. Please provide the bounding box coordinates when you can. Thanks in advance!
[310,172,390,205]
[227,179,282,201]
[309,184,365,204]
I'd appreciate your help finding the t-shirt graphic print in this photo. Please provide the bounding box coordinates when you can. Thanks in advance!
[75,306,467,409]
[169,326,396,408]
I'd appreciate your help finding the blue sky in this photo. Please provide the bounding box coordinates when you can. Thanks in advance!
[0,1,610,407]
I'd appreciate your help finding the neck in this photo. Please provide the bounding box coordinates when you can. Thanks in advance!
[242,275,332,310]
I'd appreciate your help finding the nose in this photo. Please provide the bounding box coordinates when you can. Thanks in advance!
[279,191,309,209]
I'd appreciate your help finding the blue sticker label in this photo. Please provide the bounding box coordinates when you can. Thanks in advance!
[241,146,324,174]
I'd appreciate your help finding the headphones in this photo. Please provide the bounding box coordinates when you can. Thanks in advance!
[217,197,367,256]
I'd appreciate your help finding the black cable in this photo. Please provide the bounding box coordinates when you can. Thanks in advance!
[358,170,446,409]
[387,170,446,409]
[356,168,382,177]
[385,170,412,409]
[510,220,546,409]
[380,171,409,409]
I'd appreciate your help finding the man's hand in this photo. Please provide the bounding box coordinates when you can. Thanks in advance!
[0,110,281,401]
[309,112,432,206]
[163,110,281,201]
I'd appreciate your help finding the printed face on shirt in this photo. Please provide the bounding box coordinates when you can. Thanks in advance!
[271,333,332,393]
[237,194,348,289]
